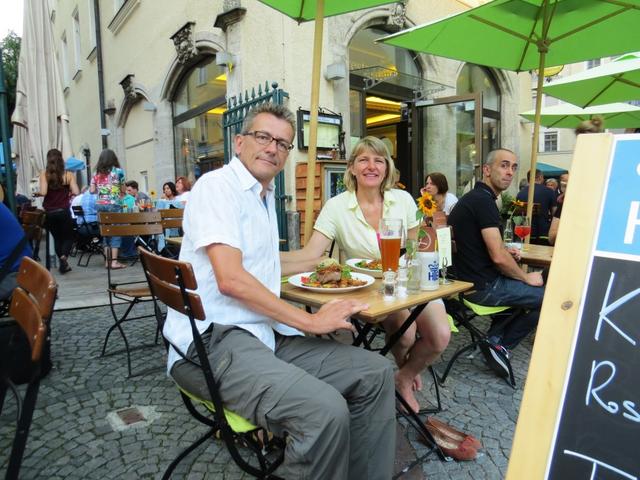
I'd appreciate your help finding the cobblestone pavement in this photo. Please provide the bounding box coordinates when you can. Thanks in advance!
[1,300,533,479]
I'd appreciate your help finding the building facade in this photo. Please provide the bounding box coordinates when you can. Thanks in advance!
[48,0,530,245]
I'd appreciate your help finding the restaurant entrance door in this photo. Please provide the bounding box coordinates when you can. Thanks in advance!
[413,94,483,198]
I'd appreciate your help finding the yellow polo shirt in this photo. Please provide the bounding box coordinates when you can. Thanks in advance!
[314,189,419,260]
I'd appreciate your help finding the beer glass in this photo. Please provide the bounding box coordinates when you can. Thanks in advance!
[379,218,403,273]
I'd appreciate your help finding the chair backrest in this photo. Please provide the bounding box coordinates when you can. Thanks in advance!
[16,257,58,321]
[9,288,48,362]
[138,248,205,320]
[98,211,163,237]
[159,208,184,230]
[21,210,46,242]
[71,205,86,221]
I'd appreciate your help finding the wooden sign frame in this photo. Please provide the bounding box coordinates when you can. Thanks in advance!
[508,133,640,479]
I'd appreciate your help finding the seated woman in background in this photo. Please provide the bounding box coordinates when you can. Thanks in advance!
[175,176,192,202]
[422,172,458,215]
[282,136,450,413]
[161,181,177,201]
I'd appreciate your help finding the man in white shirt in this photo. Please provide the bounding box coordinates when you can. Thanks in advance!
[164,103,396,479]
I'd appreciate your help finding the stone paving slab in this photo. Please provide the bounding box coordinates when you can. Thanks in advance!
[1,298,533,478]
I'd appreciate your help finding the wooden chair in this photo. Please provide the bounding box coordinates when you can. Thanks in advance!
[98,211,164,377]
[138,248,285,479]
[159,208,184,233]
[0,257,57,480]
[72,205,104,267]
[20,209,46,262]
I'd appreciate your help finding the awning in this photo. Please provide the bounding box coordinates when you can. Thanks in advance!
[537,162,567,178]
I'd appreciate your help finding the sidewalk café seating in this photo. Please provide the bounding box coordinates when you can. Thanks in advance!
[72,205,104,267]
[1,257,57,480]
[98,211,165,377]
[441,293,519,388]
[138,248,285,480]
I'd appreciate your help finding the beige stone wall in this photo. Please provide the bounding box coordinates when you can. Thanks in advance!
[48,0,530,209]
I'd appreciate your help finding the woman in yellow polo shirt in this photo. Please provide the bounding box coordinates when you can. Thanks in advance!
[283,136,450,413]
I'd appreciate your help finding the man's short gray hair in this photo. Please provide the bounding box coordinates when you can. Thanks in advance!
[241,103,296,137]
[486,148,516,166]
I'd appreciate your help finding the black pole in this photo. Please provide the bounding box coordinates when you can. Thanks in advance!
[0,47,17,214]
[93,0,108,150]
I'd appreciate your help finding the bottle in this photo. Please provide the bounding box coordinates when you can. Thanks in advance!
[396,266,408,298]
[503,219,514,244]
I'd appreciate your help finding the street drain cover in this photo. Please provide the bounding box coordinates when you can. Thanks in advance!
[117,407,145,425]
[106,405,160,431]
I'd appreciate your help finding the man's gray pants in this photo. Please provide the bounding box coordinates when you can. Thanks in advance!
[171,324,396,480]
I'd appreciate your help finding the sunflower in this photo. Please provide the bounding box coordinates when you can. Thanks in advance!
[417,191,438,217]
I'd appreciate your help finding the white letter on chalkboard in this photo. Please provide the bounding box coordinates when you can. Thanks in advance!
[624,201,640,244]
[596,273,638,346]
[622,401,640,423]
[563,450,636,480]
[585,360,619,413]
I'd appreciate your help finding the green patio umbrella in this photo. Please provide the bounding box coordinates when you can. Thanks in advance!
[380,0,640,225]
[520,102,640,128]
[258,0,397,243]
[543,54,640,108]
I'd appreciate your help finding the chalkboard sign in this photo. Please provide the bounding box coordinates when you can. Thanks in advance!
[546,135,640,478]
[507,134,640,479]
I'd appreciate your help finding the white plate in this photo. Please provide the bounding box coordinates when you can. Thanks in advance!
[288,272,375,293]
[346,258,383,278]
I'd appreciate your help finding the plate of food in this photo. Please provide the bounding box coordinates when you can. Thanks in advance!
[288,259,375,293]
[346,258,383,278]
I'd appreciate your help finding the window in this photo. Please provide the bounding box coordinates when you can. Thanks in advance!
[60,33,70,87]
[172,56,227,178]
[544,131,558,152]
[72,9,82,73]
[587,59,601,69]
[87,0,96,49]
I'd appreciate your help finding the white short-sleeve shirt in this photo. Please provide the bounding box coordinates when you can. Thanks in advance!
[443,192,459,215]
[163,157,302,373]
[314,189,419,260]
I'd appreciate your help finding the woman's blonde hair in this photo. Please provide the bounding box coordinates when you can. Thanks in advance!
[343,136,398,195]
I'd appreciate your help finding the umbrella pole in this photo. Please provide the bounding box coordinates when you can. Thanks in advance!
[525,49,547,246]
[303,0,325,245]
[0,50,17,215]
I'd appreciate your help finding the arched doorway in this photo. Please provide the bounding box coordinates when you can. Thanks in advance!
[416,64,501,197]
[349,27,422,192]
[172,56,227,181]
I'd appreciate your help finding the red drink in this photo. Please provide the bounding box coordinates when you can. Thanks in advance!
[514,225,531,240]
[380,237,401,272]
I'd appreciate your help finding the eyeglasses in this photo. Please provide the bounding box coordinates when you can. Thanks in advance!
[243,131,294,153]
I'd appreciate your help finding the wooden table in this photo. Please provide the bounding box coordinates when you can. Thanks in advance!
[281,278,473,461]
[281,279,473,324]
[519,244,553,267]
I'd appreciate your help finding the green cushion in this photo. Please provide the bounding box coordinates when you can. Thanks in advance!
[447,314,459,333]
[462,298,511,316]
[178,386,256,433]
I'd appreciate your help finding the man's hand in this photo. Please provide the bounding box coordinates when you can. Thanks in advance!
[524,271,544,286]
[308,299,368,335]
[507,246,522,261]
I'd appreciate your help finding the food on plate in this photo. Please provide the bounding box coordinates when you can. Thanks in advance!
[355,259,382,271]
[301,259,367,288]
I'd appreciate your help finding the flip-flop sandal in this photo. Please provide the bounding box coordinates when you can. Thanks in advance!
[111,263,127,270]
